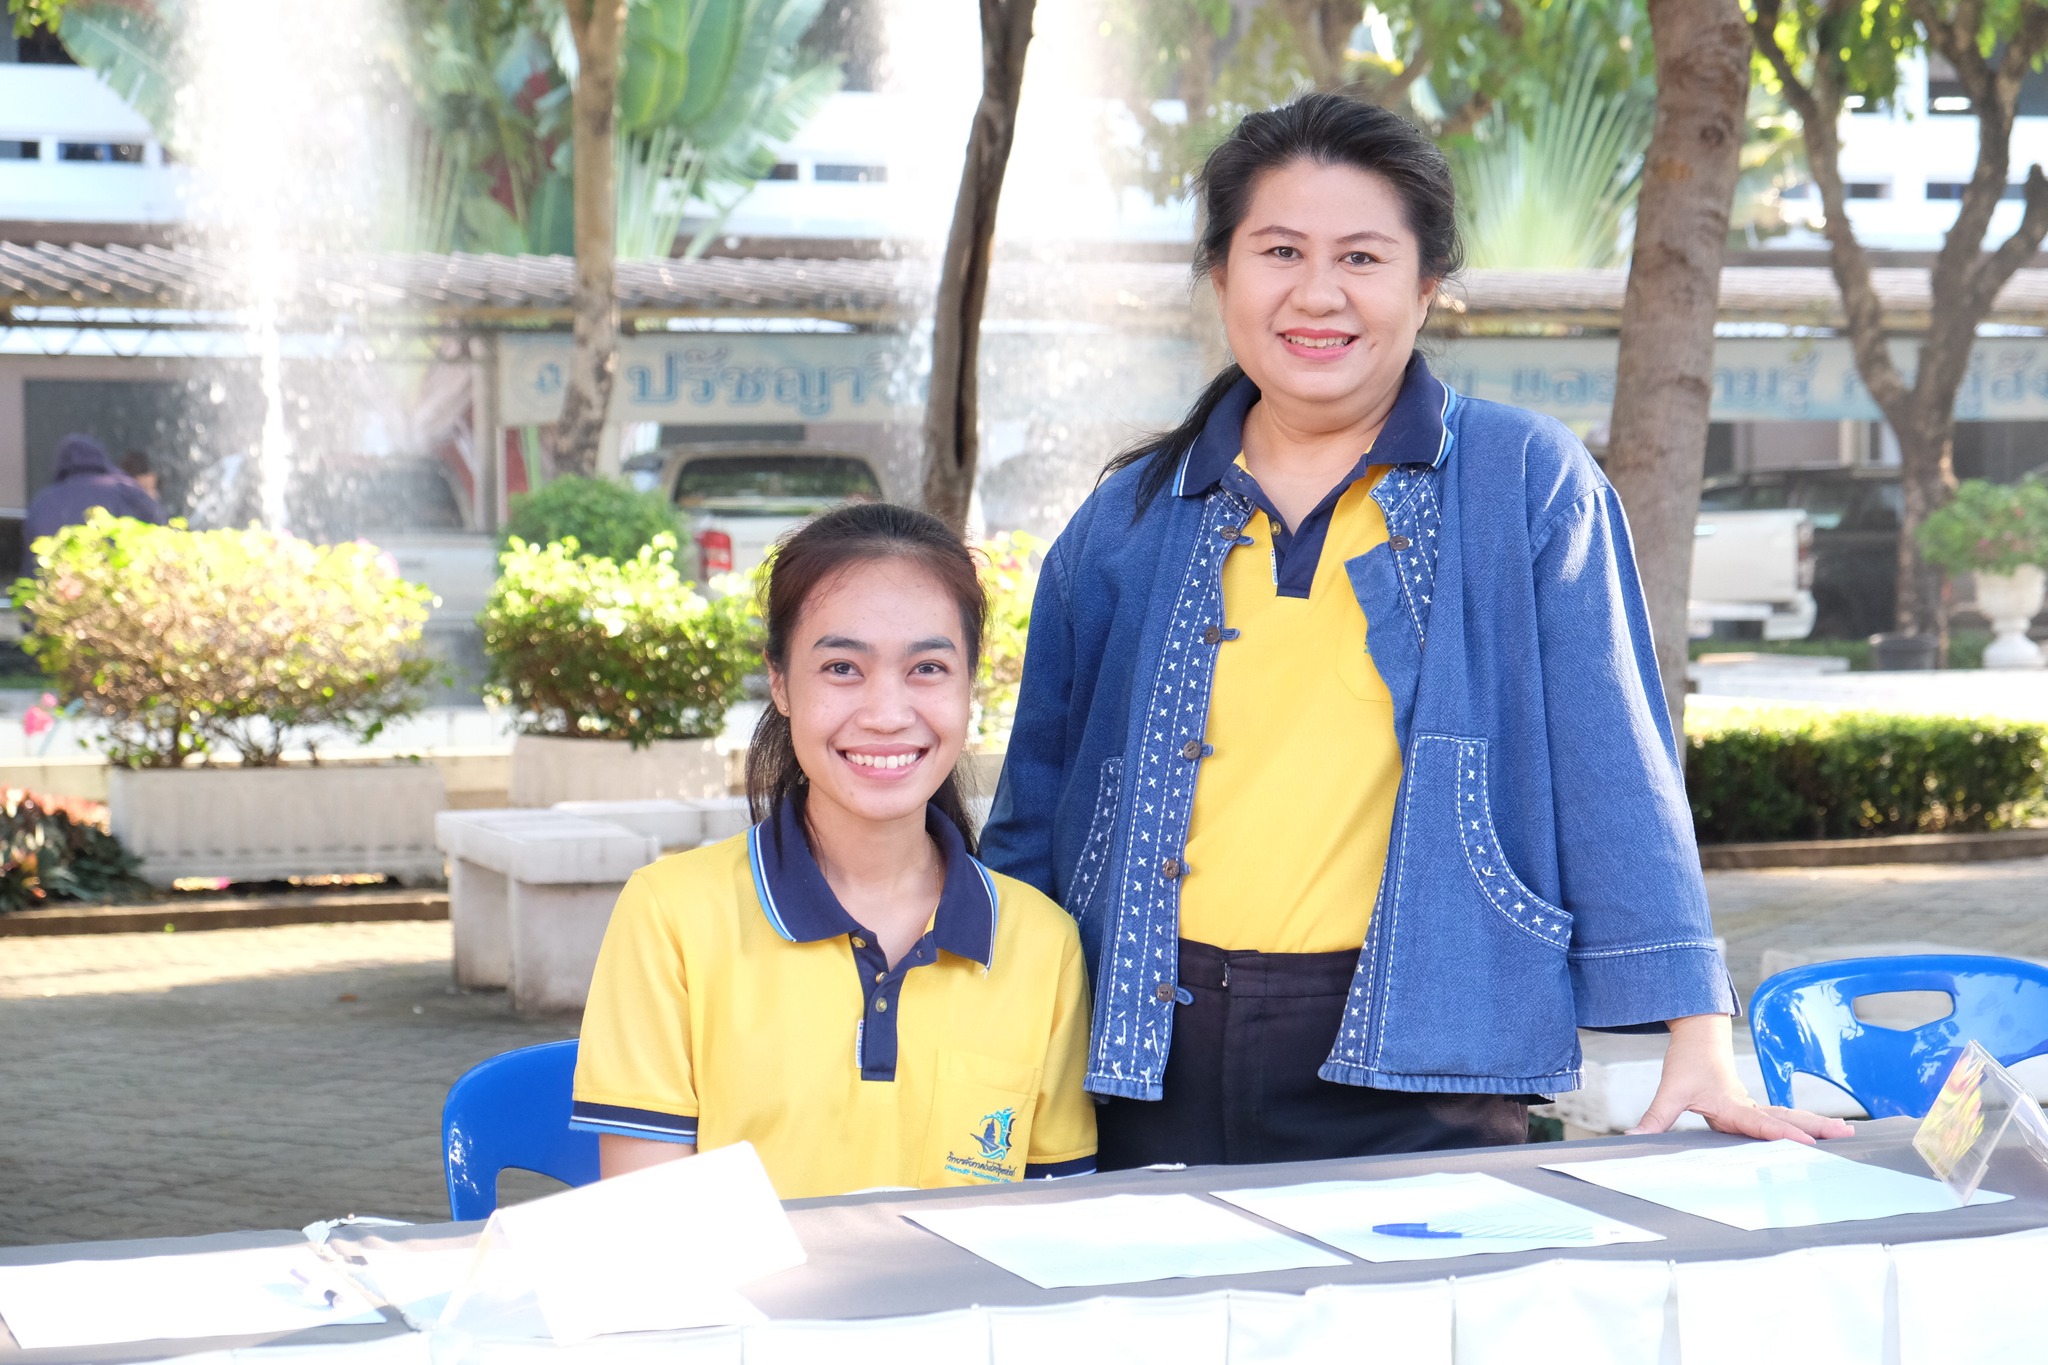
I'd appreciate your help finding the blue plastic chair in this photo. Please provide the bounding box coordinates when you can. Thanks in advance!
[442,1039,602,1221]
[1748,954,2048,1119]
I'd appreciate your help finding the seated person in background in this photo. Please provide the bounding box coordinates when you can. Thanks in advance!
[22,434,166,576]
[119,449,160,502]
[570,502,1097,1199]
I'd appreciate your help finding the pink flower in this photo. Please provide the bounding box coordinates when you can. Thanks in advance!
[23,706,52,738]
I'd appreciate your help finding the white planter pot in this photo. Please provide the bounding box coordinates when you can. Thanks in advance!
[108,763,448,888]
[1976,565,2047,670]
[508,734,728,806]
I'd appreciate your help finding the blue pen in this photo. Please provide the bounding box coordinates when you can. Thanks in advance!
[1372,1222,1463,1239]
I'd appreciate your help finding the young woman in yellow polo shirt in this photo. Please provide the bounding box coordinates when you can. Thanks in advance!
[570,503,1097,1199]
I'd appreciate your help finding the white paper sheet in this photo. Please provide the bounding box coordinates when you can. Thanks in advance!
[904,1193,1348,1289]
[1544,1139,2011,1231]
[437,1141,804,1344]
[1213,1172,1661,1263]
[0,1243,383,1350]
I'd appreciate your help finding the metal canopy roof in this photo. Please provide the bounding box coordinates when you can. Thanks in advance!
[2,241,2046,332]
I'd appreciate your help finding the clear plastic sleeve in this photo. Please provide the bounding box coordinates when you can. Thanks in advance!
[1912,1041,2048,1203]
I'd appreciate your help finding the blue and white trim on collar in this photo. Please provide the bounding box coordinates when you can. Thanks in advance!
[748,795,1000,968]
[1171,353,1454,499]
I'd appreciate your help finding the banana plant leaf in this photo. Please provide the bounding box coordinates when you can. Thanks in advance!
[528,168,575,256]
[668,0,744,131]
[57,0,188,155]
[1450,43,1653,270]
[688,0,827,152]
[618,0,705,133]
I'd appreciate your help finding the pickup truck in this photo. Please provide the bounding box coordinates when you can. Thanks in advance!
[1688,507,1817,641]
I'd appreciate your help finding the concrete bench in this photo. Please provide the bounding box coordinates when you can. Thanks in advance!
[436,809,659,1013]
[553,796,754,850]
[436,798,762,1014]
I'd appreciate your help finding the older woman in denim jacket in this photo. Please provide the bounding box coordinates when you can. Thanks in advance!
[980,94,1850,1169]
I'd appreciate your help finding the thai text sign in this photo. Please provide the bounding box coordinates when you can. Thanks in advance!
[1437,336,2048,424]
[499,332,910,427]
[500,332,2048,428]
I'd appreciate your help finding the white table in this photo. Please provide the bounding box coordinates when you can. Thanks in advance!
[6,1122,2047,1364]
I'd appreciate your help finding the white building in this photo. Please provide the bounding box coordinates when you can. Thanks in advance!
[1769,52,2048,256]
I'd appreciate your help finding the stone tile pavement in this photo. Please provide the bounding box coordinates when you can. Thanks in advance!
[3,856,2047,1249]
[1706,856,2048,998]
[0,923,568,1248]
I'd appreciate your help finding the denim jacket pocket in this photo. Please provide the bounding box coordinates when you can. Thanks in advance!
[1369,733,1579,1080]
[1063,755,1123,927]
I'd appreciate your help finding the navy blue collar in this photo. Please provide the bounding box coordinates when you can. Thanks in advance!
[1173,352,1452,498]
[747,795,999,967]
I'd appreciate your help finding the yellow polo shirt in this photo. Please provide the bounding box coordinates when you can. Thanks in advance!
[1179,461,1402,953]
[571,798,1097,1200]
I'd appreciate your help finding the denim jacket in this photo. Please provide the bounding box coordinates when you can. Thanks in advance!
[981,357,1735,1102]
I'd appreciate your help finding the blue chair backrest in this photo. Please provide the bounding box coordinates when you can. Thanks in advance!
[442,1039,602,1221]
[1748,954,2048,1119]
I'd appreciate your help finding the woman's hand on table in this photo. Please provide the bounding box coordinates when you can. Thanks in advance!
[1627,1013,1856,1142]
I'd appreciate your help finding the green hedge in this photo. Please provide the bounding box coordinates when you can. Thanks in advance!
[1687,709,2048,843]
[500,476,682,564]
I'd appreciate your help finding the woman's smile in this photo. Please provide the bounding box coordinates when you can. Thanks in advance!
[839,745,929,776]
[1279,328,1359,358]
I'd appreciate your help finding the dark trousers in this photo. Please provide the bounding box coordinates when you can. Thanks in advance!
[1095,940,1532,1170]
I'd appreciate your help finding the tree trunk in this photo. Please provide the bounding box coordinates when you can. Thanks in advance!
[1752,1,2048,641]
[553,0,627,481]
[1604,0,1750,732]
[1894,413,1954,644]
[920,0,1037,532]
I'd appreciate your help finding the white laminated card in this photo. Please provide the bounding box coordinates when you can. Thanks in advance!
[437,1142,804,1344]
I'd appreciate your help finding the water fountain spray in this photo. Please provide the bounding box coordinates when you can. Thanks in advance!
[176,0,398,535]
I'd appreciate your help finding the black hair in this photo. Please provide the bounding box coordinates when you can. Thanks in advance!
[746,501,986,852]
[1105,93,1463,509]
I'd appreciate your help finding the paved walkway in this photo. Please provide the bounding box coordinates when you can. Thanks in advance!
[1707,856,2048,997]
[5,856,2048,1249]
[0,923,565,1248]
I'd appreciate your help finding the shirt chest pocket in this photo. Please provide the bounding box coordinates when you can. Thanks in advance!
[1335,630,1395,703]
[920,1051,1041,1188]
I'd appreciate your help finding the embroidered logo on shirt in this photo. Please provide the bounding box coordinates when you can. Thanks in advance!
[944,1107,1020,1182]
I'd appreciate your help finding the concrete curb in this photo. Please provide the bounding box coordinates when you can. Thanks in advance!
[1700,828,2048,870]
[0,888,450,937]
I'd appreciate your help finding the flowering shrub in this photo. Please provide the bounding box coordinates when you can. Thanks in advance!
[1917,479,2048,575]
[973,530,1045,742]
[15,512,437,768]
[0,788,147,912]
[480,534,760,748]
